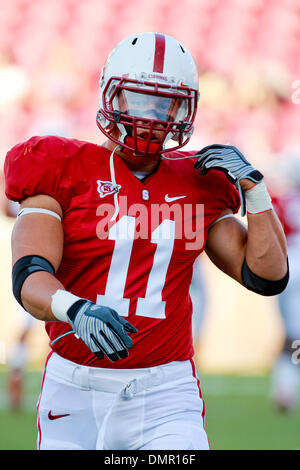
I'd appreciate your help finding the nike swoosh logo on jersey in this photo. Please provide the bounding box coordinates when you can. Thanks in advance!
[48,411,70,420]
[165,194,186,202]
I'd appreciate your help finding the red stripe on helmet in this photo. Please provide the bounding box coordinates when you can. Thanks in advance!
[153,33,166,73]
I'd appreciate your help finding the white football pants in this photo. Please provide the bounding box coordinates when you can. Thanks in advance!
[37,352,209,450]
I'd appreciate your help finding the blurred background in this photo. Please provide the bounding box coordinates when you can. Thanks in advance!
[0,0,300,450]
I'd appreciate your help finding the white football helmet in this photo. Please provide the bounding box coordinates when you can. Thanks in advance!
[96,32,199,157]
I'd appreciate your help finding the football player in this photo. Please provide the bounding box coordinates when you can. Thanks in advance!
[270,156,300,412]
[4,32,288,450]
[190,257,206,364]
[0,175,36,410]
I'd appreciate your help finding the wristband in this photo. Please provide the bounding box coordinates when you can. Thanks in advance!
[51,289,81,322]
[245,181,273,215]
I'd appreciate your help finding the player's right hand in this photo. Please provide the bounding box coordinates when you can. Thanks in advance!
[66,300,138,362]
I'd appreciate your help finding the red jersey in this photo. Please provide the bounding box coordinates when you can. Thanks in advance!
[5,135,240,368]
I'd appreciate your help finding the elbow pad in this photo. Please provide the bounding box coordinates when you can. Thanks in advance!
[12,255,55,308]
[241,258,289,296]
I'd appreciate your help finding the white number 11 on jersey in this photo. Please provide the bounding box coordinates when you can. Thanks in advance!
[97,215,175,319]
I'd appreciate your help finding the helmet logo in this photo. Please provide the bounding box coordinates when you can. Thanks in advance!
[139,72,175,83]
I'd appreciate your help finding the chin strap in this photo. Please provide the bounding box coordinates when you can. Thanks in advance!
[108,138,170,223]
[162,153,196,160]
[109,146,122,222]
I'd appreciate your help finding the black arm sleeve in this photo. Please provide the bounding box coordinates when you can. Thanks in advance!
[241,258,289,296]
[12,255,55,308]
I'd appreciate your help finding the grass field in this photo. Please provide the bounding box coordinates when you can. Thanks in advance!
[0,369,299,450]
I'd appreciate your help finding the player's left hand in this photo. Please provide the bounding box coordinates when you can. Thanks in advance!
[194,144,264,215]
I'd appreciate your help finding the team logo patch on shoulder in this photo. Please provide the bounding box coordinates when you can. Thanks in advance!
[97,180,121,198]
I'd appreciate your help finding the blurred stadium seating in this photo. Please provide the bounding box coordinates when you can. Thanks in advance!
[0,0,299,159]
